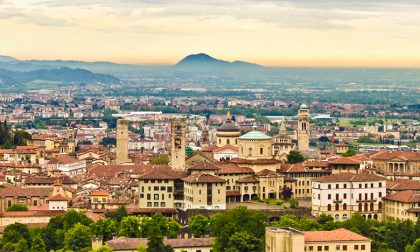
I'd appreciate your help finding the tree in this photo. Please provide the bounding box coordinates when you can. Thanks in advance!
[105,205,128,223]
[286,150,304,164]
[64,223,92,252]
[119,216,142,238]
[289,198,299,209]
[189,214,209,238]
[342,149,356,157]
[91,218,118,244]
[281,186,293,200]
[150,156,169,165]
[166,220,180,239]
[30,232,47,252]
[146,220,173,252]
[100,137,116,147]
[44,215,65,251]
[92,245,113,252]
[13,130,31,146]
[63,209,93,231]
[226,231,262,252]
[185,146,194,157]
[2,223,32,248]
[6,204,28,212]
[209,207,267,252]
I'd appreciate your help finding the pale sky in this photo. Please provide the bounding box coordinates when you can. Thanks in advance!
[1,0,420,67]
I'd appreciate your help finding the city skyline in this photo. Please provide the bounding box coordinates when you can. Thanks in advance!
[1,0,420,67]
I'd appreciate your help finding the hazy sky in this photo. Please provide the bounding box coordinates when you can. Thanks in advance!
[1,0,420,67]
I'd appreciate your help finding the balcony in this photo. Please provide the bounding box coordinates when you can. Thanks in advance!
[356,198,377,203]
[333,199,343,203]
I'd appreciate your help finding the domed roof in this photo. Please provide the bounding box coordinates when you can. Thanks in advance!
[239,126,272,140]
[300,103,308,109]
[217,120,240,132]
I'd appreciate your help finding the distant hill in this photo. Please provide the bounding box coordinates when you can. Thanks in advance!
[0,67,120,85]
[174,53,263,71]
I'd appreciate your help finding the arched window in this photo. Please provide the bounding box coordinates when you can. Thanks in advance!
[335,204,339,211]
[378,202,382,210]
[370,203,374,211]
[327,204,332,211]
[343,203,347,211]
[342,214,348,220]
[335,214,339,221]
[364,203,368,211]
[358,203,362,211]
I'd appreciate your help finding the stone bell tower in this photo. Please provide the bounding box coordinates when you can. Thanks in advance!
[297,103,310,151]
[116,119,130,164]
[171,118,186,170]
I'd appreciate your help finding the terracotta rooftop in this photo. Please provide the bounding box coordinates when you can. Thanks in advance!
[279,163,330,174]
[212,163,255,175]
[0,184,51,198]
[91,190,108,197]
[304,161,329,168]
[237,175,259,183]
[187,163,220,171]
[183,172,226,184]
[0,210,65,217]
[387,180,420,191]
[384,190,420,203]
[256,169,279,177]
[312,173,386,183]
[329,157,361,165]
[304,228,370,242]
[47,194,71,202]
[369,151,420,162]
[48,155,80,164]
[140,167,187,180]
[88,164,154,178]
[226,190,241,196]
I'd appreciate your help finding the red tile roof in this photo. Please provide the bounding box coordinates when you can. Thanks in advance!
[304,228,370,242]
[212,163,254,175]
[329,157,361,165]
[47,194,71,202]
[107,237,213,250]
[0,210,65,217]
[237,175,259,183]
[140,167,187,180]
[183,173,226,184]
[0,184,51,198]
[387,179,420,191]
[370,151,420,162]
[230,158,279,164]
[91,190,108,197]
[48,155,80,164]
[384,190,420,203]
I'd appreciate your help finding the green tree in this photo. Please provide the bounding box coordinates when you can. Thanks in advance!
[63,210,93,232]
[189,214,209,238]
[105,206,128,223]
[286,150,304,164]
[1,223,32,248]
[92,245,113,252]
[30,232,47,252]
[146,220,173,252]
[119,216,142,238]
[166,220,180,239]
[64,223,92,252]
[289,198,299,209]
[150,156,169,165]
[6,204,28,212]
[226,231,262,252]
[209,207,267,252]
[91,218,117,245]
[44,215,65,251]
[13,130,31,146]
[342,149,356,157]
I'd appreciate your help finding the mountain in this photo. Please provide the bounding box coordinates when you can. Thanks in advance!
[0,67,120,85]
[0,55,19,63]
[174,53,263,71]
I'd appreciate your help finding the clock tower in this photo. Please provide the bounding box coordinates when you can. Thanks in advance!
[171,118,186,170]
[297,103,310,151]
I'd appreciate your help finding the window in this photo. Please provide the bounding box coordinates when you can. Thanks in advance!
[318,246,322,251]
[154,202,159,207]
[343,203,347,210]
[154,186,159,191]
[379,192,382,198]
[359,184,362,188]
[343,245,347,251]
[161,186,166,191]
[154,194,159,200]
[354,245,359,250]
[309,246,314,251]
[161,202,166,207]
[336,245,341,251]
[167,187,173,192]
[327,204,332,211]
[371,183,374,188]
[328,184,331,189]
[324,246,329,251]
[344,184,347,189]
[336,184,339,189]
[379,182,382,187]
[147,194,151,200]
[328,194,331,200]
[140,194,144,198]
[147,202,152,207]
[344,193,347,199]
[361,245,366,250]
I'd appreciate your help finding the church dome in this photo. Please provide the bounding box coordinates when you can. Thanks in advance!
[217,120,240,132]
[239,126,272,140]
[300,103,308,109]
